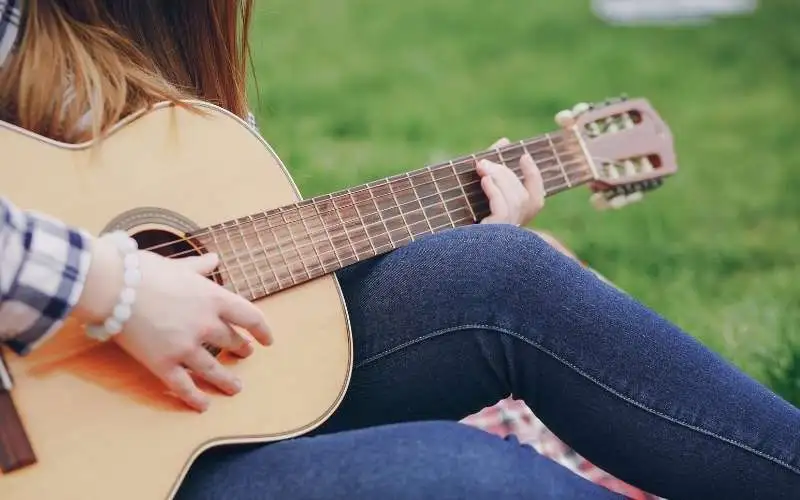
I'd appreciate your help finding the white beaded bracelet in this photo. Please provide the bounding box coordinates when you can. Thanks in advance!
[84,230,141,342]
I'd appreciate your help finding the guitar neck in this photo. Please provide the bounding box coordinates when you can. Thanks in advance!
[193,128,593,301]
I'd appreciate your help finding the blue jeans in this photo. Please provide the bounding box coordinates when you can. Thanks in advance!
[177,225,800,499]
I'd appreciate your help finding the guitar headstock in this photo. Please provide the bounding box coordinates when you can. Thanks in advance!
[556,96,678,210]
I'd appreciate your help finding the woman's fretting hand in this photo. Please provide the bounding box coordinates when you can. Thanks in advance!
[477,138,545,226]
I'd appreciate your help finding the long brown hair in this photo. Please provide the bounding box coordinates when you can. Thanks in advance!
[0,0,253,143]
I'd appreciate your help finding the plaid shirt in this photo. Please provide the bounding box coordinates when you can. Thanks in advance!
[0,198,93,355]
[0,0,21,68]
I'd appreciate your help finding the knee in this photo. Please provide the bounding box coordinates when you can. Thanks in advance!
[443,224,578,277]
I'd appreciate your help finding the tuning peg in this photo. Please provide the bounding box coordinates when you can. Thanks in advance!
[573,102,592,115]
[590,190,644,211]
[590,192,613,211]
[609,195,630,209]
[625,191,644,203]
[554,109,575,127]
[555,101,593,127]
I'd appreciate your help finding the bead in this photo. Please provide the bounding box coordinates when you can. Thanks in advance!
[104,317,123,335]
[120,288,136,305]
[124,268,142,287]
[113,304,132,322]
[124,253,138,269]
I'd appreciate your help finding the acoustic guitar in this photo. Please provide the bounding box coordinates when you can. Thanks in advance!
[0,96,677,499]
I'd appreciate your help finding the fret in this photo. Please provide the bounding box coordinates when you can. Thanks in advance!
[251,213,291,288]
[393,173,434,237]
[330,194,360,266]
[367,179,409,246]
[278,207,311,281]
[312,195,346,270]
[296,200,328,275]
[348,188,379,255]
[406,172,435,234]
[432,164,474,225]
[232,217,262,298]
[386,178,416,242]
[414,169,455,230]
[429,168,455,227]
[247,214,280,294]
[359,184,394,253]
[449,160,477,222]
[208,227,243,296]
[340,189,373,258]
[264,211,298,286]
[545,134,571,188]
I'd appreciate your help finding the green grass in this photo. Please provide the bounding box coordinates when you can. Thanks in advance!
[246,0,800,405]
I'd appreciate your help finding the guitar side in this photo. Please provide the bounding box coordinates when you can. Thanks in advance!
[0,102,353,500]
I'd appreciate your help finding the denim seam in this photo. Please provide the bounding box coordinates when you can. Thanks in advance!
[356,323,800,477]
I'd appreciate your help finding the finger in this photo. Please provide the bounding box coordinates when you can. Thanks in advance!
[204,322,254,359]
[479,175,509,224]
[519,153,545,219]
[218,291,273,346]
[159,365,211,412]
[478,160,527,220]
[488,137,510,150]
[183,347,242,396]
[181,252,220,276]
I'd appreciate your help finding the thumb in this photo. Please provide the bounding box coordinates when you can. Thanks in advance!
[181,252,220,275]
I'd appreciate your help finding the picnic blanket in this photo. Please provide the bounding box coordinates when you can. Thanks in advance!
[461,398,662,499]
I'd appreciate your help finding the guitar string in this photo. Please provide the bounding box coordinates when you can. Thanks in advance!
[203,170,590,295]
[138,134,582,255]
[156,154,588,265]
[203,167,592,293]
[139,135,587,255]
[154,156,589,270]
[219,191,554,297]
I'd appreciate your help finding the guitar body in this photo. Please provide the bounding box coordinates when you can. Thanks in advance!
[0,102,353,499]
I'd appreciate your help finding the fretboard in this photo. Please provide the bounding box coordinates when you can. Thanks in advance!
[194,129,592,300]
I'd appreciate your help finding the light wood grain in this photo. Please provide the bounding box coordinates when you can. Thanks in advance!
[0,102,353,500]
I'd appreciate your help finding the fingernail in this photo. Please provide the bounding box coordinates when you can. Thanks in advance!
[233,378,243,392]
[242,342,255,356]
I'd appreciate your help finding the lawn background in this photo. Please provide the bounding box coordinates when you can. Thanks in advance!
[246,0,800,405]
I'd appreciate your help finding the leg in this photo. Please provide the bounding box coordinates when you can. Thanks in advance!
[176,421,622,500]
[321,224,799,499]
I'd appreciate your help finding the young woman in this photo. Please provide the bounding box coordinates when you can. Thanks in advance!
[1,1,798,499]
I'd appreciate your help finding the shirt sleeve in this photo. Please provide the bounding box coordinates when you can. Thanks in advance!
[0,0,23,69]
[0,197,93,355]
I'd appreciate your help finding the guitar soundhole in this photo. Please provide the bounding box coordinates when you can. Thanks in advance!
[130,229,221,287]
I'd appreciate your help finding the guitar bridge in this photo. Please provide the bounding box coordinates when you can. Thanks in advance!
[0,349,37,473]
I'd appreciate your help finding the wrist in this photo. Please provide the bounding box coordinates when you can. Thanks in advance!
[74,235,126,323]
[76,232,141,341]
